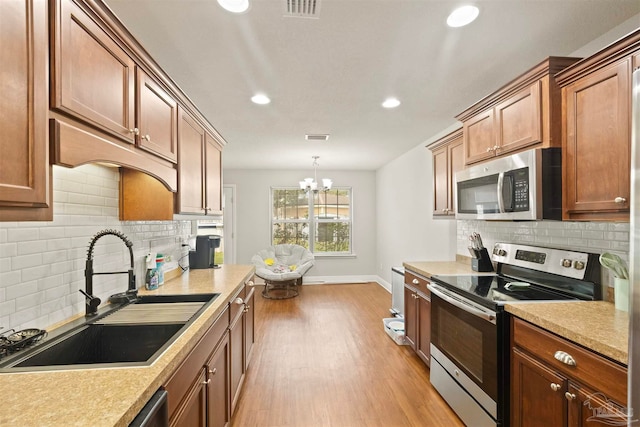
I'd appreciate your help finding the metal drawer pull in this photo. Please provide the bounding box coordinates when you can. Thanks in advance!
[565,392,576,401]
[203,379,211,385]
[550,383,561,392]
[554,351,576,366]
[412,278,419,285]
[614,197,627,204]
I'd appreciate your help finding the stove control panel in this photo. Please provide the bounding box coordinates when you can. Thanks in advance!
[492,243,591,280]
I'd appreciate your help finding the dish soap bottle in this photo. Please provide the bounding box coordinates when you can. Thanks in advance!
[145,253,159,290]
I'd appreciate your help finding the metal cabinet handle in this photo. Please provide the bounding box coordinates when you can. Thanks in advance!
[203,379,211,385]
[614,197,627,204]
[493,145,499,152]
[209,368,217,375]
[486,147,492,153]
[243,305,250,313]
[565,392,576,401]
[141,134,151,141]
[554,351,576,366]
[247,280,255,287]
[234,297,244,305]
[129,128,139,135]
[412,278,419,285]
[550,383,561,392]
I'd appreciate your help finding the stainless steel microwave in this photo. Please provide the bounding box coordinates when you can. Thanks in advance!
[455,148,561,220]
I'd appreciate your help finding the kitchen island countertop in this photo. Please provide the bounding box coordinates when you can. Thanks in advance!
[505,301,628,365]
[0,264,254,427]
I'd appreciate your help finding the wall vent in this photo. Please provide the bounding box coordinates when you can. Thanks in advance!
[285,0,320,18]
[305,134,330,141]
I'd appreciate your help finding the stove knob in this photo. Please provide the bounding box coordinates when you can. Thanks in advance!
[496,249,507,257]
[574,260,585,270]
[561,259,572,268]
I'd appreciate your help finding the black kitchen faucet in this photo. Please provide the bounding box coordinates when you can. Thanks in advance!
[81,229,137,317]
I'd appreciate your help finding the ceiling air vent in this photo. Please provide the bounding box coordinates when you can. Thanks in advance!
[285,0,320,18]
[305,134,330,141]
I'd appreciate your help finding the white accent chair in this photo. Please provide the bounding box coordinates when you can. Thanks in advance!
[251,244,315,299]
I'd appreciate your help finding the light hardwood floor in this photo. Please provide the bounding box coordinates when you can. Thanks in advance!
[231,283,464,427]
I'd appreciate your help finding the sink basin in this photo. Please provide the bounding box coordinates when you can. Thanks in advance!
[0,293,220,372]
[11,323,183,368]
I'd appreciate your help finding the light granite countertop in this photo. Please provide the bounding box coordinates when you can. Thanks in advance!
[505,301,629,365]
[0,264,255,427]
[403,258,484,278]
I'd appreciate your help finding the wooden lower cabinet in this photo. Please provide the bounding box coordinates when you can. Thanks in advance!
[404,270,431,366]
[170,368,208,427]
[511,317,628,427]
[207,334,231,427]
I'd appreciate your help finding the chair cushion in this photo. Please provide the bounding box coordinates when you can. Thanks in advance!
[251,244,314,282]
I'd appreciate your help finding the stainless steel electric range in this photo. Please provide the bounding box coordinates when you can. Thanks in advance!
[427,243,602,427]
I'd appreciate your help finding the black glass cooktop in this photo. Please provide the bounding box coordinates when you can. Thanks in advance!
[429,274,578,310]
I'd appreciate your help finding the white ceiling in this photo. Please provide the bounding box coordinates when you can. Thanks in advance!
[104,0,640,171]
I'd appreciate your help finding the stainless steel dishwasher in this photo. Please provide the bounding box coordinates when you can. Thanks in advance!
[129,388,168,427]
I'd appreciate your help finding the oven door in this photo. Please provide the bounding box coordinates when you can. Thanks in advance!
[429,284,498,413]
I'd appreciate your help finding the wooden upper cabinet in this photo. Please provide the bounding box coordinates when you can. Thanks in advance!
[0,0,52,221]
[428,128,463,217]
[178,109,206,214]
[52,0,136,143]
[557,30,640,221]
[562,60,631,219]
[205,134,223,214]
[457,57,580,166]
[137,69,178,163]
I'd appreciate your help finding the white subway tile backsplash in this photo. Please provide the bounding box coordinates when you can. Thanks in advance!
[0,164,195,331]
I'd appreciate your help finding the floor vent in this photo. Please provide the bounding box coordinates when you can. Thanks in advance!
[305,134,330,141]
[285,0,320,18]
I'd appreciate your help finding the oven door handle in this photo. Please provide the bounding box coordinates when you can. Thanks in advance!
[427,284,496,324]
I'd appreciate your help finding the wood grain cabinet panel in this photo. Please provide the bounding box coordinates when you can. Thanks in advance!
[0,0,52,221]
[205,134,223,214]
[178,109,207,214]
[562,59,631,220]
[52,0,136,142]
[511,317,628,427]
[137,69,178,163]
[404,270,431,367]
[170,368,208,427]
[207,334,231,427]
[429,129,463,217]
[457,57,580,166]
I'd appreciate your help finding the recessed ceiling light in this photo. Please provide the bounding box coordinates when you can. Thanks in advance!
[447,5,479,27]
[251,94,271,105]
[382,98,401,109]
[217,0,249,13]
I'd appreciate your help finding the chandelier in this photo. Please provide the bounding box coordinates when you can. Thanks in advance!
[299,156,332,193]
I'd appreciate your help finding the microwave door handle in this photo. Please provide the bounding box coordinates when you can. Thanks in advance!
[497,172,506,213]
[427,284,496,323]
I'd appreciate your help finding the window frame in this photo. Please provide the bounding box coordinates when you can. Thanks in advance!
[270,186,353,256]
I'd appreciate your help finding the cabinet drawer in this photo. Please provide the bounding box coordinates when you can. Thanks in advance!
[404,270,430,295]
[165,305,229,418]
[512,317,627,404]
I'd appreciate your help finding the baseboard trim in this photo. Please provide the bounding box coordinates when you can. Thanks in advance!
[252,275,392,293]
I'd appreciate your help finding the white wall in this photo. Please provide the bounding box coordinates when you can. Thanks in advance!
[375,124,460,286]
[223,169,377,281]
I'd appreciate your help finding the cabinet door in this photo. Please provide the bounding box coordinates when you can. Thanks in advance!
[137,69,178,163]
[244,285,255,367]
[495,82,542,155]
[567,382,628,427]
[207,334,231,427]
[229,303,246,414]
[563,59,631,220]
[0,0,50,218]
[170,368,207,427]
[205,133,223,214]
[511,348,567,427]
[432,145,449,216]
[448,136,464,216]
[178,109,205,214]
[464,109,495,164]
[53,0,136,142]
[403,286,417,350]
[416,292,431,367]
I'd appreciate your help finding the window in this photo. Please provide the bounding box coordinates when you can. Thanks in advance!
[271,187,352,255]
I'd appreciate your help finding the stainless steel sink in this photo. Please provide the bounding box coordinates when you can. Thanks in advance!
[0,293,220,372]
